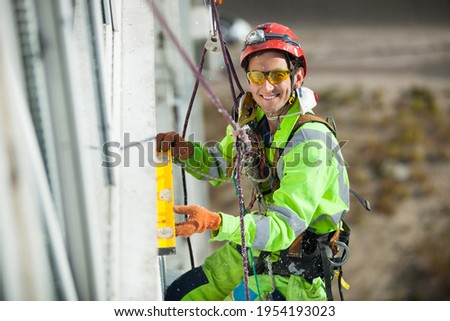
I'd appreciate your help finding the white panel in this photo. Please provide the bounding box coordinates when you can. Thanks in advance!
[118,0,160,300]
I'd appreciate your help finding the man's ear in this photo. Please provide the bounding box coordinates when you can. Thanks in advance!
[293,67,304,89]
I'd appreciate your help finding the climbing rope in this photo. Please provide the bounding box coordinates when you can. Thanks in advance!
[149,0,253,300]
[210,1,245,105]
[149,0,238,130]
[180,46,208,269]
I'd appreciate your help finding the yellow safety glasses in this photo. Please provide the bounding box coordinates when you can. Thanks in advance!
[247,69,292,85]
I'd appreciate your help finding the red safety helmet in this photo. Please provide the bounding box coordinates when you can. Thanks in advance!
[240,22,307,76]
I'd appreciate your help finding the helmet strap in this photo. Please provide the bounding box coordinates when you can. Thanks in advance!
[278,91,296,116]
[286,54,299,93]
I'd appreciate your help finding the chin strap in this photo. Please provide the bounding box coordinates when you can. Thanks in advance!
[270,90,297,128]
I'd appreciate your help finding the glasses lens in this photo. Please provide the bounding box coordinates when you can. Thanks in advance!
[247,69,291,85]
[247,71,265,85]
[268,70,291,84]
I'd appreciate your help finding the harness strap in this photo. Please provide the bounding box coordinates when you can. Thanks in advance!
[329,225,341,255]
[293,113,336,137]
[270,113,336,193]
[287,233,304,258]
[319,243,334,301]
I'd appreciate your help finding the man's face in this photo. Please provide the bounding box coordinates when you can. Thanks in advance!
[247,51,304,116]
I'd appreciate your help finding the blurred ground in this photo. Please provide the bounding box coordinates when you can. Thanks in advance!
[193,0,450,300]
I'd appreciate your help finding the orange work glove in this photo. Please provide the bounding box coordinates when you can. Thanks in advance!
[173,205,222,237]
[155,131,194,160]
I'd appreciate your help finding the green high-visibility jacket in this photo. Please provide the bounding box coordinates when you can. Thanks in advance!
[179,96,350,253]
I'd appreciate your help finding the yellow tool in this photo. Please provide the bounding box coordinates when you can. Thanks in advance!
[156,150,176,255]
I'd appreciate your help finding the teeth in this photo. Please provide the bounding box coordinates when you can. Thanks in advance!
[262,95,277,99]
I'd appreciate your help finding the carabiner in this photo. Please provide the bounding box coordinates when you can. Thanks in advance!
[328,241,350,267]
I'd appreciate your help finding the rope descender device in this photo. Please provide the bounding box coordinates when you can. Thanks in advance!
[156,150,176,256]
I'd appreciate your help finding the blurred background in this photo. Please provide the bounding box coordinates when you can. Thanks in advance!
[195,0,450,300]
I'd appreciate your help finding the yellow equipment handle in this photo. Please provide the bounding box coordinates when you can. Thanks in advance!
[156,150,176,255]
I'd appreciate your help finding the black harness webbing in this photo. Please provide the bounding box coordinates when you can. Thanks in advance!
[320,243,334,301]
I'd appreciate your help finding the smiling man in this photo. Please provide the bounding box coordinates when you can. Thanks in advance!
[157,22,350,301]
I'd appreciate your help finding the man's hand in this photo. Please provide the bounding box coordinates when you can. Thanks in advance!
[174,205,221,237]
[156,131,194,160]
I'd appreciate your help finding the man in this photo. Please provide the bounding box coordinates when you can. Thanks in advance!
[157,22,350,301]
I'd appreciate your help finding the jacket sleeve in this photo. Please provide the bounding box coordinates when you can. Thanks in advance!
[210,122,349,252]
[176,125,236,186]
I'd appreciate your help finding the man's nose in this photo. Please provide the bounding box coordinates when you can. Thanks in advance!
[263,78,275,90]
